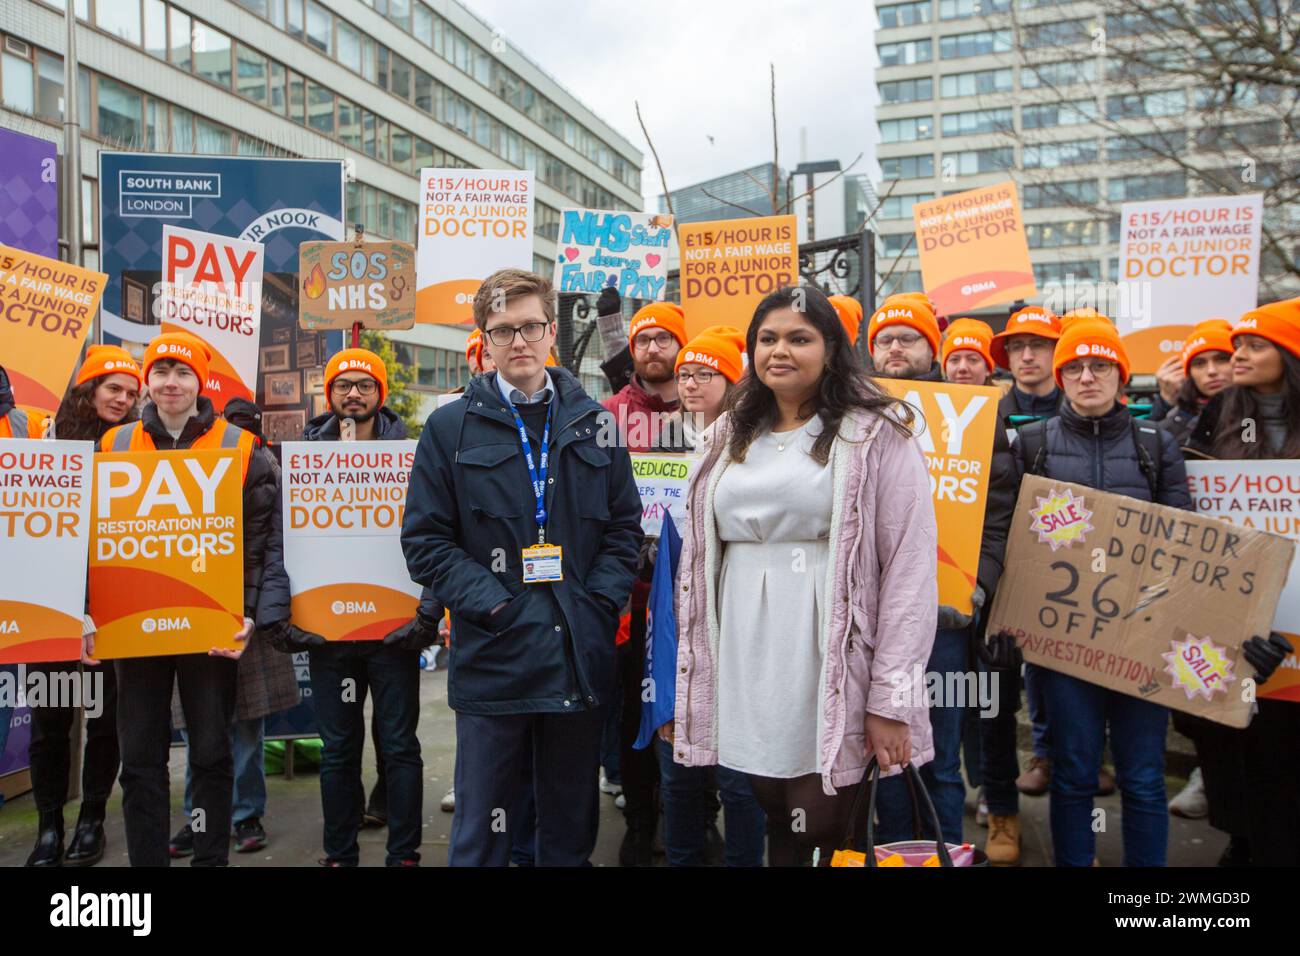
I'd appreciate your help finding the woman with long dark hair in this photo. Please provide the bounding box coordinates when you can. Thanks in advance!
[26,346,140,866]
[667,285,938,866]
[1154,319,1235,446]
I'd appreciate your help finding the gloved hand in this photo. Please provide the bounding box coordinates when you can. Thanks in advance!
[937,605,973,630]
[971,585,986,610]
[383,612,441,651]
[600,347,634,393]
[976,628,1022,672]
[264,619,327,654]
[1243,631,1293,686]
[595,286,622,317]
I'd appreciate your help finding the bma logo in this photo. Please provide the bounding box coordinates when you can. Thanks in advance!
[875,307,916,322]
[103,360,134,372]
[0,620,19,634]
[338,359,374,374]
[140,616,192,634]
[682,350,719,369]
[1236,318,1257,330]
[331,600,377,615]
[1075,343,1118,360]
[156,343,193,359]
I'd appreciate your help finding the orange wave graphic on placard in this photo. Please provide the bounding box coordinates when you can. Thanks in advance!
[416,281,478,325]
[1122,324,1196,376]
[6,367,62,417]
[88,566,240,630]
[0,602,82,664]
[291,583,420,642]
[930,272,1036,316]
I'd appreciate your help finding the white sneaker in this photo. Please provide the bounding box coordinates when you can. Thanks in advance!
[440,788,455,813]
[614,793,626,810]
[599,771,623,796]
[1168,767,1208,819]
[976,790,989,827]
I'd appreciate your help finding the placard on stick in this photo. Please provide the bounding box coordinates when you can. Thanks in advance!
[298,240,416,330]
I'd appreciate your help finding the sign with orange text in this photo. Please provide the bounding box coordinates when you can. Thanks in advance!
[1185,460,1300,703]
[1116,193,1262,374]
[912,181,1035,316]
[0,439,94,663]
[416,169,533,325]
[281,441,421,640]
[159,225,264,412]
[678,215,797,340]
[880,379,1000,615]
[88,449,244,658]
[0,244,105,418]
[298,240,416,330]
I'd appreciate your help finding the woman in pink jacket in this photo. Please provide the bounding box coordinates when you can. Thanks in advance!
[665,285,939,866]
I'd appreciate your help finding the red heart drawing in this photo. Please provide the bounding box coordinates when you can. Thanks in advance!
[645,254,661,267]
[565,247,580,261]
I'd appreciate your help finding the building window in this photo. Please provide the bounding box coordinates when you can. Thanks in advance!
[880,116,935,143]
[1107,172,1186,202]
[1021,179,1098,209]
[97,0,143,45]
[1021,58,1096,88]
[2,51,34,113]
[878,0,933,28]
[1023,139,1099,168]
[941,147,1014,176]
[879,194,934,220]
[414,3,434,45]
[305,0,333,55]
[36,50,63,121]
[1034,259,1101,284]
[196,118,232,154]
[337,19,362,73]
[940,68,1012,97]
[144,0,167,60]
[307,81,334,135]
[171,105,194,151]
[940,0,1011,18]
[169,7,191,71]
[338,98,361,149]
[881,232,918,255]
[1022,18,1095,49]
[1021,99,1097,129]
[878,39,933,67]
[97,76,143,146]
[939,29,1012,59]
[1026,220,1101,248]
[880,77,934,104]
[269,61,285,112]
[194,23,232,88]
[940,107,1012,136]
[236,44,267,104]
[881,153,936,180]
[1105,89,1185,119]
[1107,130,1187,161]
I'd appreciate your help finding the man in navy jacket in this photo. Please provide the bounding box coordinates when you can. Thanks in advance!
[402,268,642,866]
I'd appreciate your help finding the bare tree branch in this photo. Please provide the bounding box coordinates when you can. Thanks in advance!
[635,99,679,245]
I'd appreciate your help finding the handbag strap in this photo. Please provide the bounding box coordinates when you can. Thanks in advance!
[858,757,955,868]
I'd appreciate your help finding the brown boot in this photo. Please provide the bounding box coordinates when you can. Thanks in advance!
[1016,756,1051,796]
[1096,765,1117,796]
[985,814,1021,866]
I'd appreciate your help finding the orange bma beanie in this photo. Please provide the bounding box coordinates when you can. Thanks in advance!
[1231,297,1300,360]
[628,302,687,349]
[143,332,211,390]
[1180,319,1234,375]
[1053,318,1131,386]
[76,344,142,387]
[868,298,941,355]
[942,319,995,372]
[676,325,746,384]
[828,295,864,345]
[325,348,388,404]
[990,306,1061,369]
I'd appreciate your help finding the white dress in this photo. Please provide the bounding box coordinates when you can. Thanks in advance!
[713,415,833,778]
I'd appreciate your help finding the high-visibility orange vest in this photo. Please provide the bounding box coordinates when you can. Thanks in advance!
[0,407,44,439]
[99,417,256,482]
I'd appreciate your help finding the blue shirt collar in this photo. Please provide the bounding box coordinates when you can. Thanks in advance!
[496,369,555,407]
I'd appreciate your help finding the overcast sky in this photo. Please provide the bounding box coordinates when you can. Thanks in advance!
[463,0,878,210]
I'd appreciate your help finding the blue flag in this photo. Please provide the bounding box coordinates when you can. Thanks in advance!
[634,512,683,750]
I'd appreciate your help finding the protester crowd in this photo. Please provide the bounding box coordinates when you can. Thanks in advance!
[1,270,1297,868]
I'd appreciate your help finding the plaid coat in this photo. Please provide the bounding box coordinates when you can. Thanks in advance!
[171,630,301,726]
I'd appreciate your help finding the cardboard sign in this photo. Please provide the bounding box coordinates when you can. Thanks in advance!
[879,379,1000,615]
[912,181,1035,316]
[1185,460,1300,703]
[1116,194,1262,374]
[0,439,94,664]
[159,225,265,411]
[987,475,1296,727]
[297,240,416,330]
[416,169,533,325]
[0,245,105,418]
[631,453,695,536]
[679,215,798,340]
[88,449,245,658]
[280,441,421,640]
[554,209,673,300]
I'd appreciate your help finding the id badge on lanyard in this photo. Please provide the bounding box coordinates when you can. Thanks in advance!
[509,395,563,583]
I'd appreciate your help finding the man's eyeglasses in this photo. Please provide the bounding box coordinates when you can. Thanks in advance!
[485,322,549,347]
[634,331,676,352]
[1004,339,1054,355]
[676,369,718,386]
[873,331,924,350]
[1060,360,1118,380]
[330,378,378,396]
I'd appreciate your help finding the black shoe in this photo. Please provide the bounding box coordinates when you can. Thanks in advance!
[64,805,106,867]
[619,824,654,867]
[233,817,268,853]
[703,821,725,867]
[1217,835,1251,867]
[169,823,195,859]
[25,810,65,867]
[318,857,357,868]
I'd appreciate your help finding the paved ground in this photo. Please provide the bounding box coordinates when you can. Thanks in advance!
[0,667,1227,867]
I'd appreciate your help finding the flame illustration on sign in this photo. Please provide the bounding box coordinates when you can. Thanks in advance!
[303,263,326,299]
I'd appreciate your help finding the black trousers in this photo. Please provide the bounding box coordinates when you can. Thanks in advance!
[617,580,659,832]
[28,663,120,813]
[1173,711,1249,837]
[1242,699,1300,866]
[115,654,237,867]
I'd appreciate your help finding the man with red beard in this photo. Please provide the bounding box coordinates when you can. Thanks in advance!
[603,303,684,453]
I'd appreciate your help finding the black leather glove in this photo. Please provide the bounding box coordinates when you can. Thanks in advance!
[383,612,440,651]
[600,346,634,394]
[1243,631,1293,686]
[264,619,327,654]
[595,286,621,317]
[976,628,1022,672]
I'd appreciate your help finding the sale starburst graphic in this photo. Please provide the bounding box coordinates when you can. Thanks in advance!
[1028,487,1093,551]
[1162,634,1235,701]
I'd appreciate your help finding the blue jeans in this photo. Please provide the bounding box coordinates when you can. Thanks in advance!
[1024,663,1051,758]
[875,627,968,845]
[183,717,266,824]
[654,737,766,866]
[1040,668,1168,866]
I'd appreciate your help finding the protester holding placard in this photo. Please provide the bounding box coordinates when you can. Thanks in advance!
[668,285,937,867]
[1010,318,1191,867]
[1183,296,1300,866]
[402,268,642,867]
[99,331,278,867]
[22,347,140,867]
[0,366,46,438]
[258,347,438,868]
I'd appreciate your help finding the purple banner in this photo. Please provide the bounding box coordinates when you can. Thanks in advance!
[0,127,59,257]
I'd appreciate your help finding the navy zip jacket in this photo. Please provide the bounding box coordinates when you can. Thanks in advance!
[401,367,643,714]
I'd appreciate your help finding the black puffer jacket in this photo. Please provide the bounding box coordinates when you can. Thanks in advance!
[256,406,442,630]
[1156,403,1200,447]
[1013,400,1192,509]
[998,384,1062,422]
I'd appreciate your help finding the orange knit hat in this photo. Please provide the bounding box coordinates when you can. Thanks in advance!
[828,295,864,345]
[629,302,687,349]
[1053,318,1130,385]
[676,325,746,384]
[868,298,941,355]
[76,344,142,387]
[325,348,388,404]
[942,318,995,372]
[1232,296,1300,360]
[465,328,484,369]
[990,306,1061,369]
[143,332,211,390]
[1060,307,1107,333]
[1181,319,1234,375]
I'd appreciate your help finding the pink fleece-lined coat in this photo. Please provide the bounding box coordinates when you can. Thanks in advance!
[671,408,939,796]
